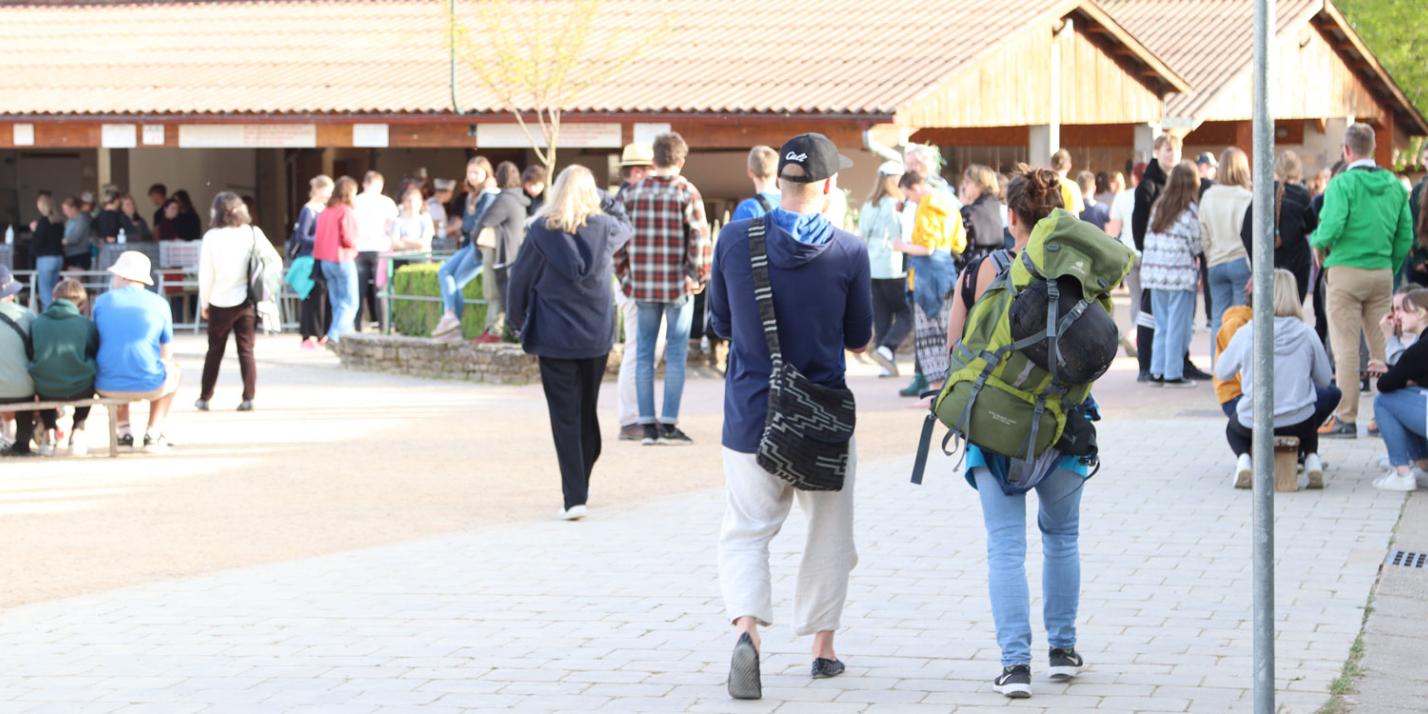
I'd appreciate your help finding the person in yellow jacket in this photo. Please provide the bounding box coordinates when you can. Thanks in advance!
[1051,149,1086,215]
[894,171,966,396]
[1214,304,1253,417]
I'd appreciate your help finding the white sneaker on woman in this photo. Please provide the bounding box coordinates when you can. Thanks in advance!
[1303,454,1324,489]
[1373,470,1418,492]
[431,313,461,338]
[1233,454,1252,489]
[559,505,588,521]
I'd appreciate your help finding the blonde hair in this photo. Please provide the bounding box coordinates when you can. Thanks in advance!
[1275,150,1303,183]
[308,174,334,201]
[540,165,602,234]
[1273,269,1304,320]
[964,164,999,196]
[1219,147,1251,189]
[52,278,87,305]
[747,146,777,180]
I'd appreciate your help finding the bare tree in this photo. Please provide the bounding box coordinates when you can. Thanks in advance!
[450,0,663,175]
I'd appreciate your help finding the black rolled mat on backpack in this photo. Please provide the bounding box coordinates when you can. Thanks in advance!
[1009,277,1119,385]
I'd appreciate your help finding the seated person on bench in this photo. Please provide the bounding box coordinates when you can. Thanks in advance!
[29,278,100,457]
[1214,270,1339,489]
[94,251,179,452]
[0,266,38,457]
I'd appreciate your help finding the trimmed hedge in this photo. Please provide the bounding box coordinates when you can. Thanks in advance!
[391,262,487,339]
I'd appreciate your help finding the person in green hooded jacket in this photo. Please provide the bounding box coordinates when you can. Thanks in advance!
[28,278,99,456]
[1309,123,1414,439]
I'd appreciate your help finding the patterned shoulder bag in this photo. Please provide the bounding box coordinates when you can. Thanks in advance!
[748,218,856,491]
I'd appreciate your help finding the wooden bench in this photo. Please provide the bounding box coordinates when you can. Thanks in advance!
[8,398,129,457]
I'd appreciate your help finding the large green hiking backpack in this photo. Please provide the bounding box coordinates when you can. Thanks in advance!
[911,208,1134,484]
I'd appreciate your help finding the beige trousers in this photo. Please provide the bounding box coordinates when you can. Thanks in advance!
[1325,266,1393,423]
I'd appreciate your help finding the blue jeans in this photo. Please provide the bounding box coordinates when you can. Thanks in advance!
[975,466,1084,667]
[321,260,359,344]
[636,297,693,425]
[1208,258,1250,349]
[1150,289,1196,380]
[1374,389,1428,467]
[438,244,483,317]
[35,255,63,310]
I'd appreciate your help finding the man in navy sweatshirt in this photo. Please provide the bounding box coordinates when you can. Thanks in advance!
[707,133,873,699]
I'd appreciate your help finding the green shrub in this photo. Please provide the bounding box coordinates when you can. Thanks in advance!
[391,262,487,338]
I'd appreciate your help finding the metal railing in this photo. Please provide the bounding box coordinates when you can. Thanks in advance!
[381,250,488,336]
[9,268,301,333]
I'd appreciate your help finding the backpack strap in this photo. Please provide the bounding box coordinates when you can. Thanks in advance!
[754,193,773,214]
[746,218,783,367]
[0,311,33,363]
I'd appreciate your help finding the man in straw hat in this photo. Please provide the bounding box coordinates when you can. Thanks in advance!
[93,250,180,452]
[0,265,39,456]
[612,142,664,441]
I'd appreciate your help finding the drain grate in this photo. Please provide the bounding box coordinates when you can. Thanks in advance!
[1386,550,1428,568]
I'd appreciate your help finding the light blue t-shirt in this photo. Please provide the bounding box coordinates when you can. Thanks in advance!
[731,191,781,223]
[94,285,172,393]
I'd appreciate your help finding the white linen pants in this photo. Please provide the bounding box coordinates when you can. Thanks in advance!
[616,291,665,427]
[718,443,858,636]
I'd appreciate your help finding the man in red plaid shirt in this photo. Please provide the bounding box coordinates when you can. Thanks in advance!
[615,131,712,446]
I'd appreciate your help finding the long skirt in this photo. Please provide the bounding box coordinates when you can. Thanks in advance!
[914,299,952,383]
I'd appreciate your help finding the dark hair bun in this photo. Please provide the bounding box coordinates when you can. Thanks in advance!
[1006,164,1064,228]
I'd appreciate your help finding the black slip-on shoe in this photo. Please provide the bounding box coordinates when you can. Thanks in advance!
[811,657,845,679]
[727,632,761,700]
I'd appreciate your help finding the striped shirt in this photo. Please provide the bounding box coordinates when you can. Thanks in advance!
[616,174,712,302]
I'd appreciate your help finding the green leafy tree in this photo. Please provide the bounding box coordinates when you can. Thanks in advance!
[1338,0,1428,166]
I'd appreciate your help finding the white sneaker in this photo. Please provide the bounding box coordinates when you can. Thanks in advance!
[1233,454,1252,489]
[430,313,461,337]
[38,442,56,457]
[560,505,587,521]
[871,346,899,377]
[69,434,89,457]
[1303,454,1324,490]
[1373,470,1417,492]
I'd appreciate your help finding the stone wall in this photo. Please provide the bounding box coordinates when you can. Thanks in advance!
[335,334,540,385]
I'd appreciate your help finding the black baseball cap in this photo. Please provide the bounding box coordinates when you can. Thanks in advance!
[777,133,853,183]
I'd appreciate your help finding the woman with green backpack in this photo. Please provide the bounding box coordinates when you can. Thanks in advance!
[944,165,1094,700]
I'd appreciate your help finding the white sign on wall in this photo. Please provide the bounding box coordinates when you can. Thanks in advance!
[178,124,317,148]
[633,122,671,146]
[12,124,35,146]
[352,123,389,148]
[101,124,138,148]
[476,122,621,149]
[142,125,166,145]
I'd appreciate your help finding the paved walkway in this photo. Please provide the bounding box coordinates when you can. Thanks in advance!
[0,413,1402,713]
[1347,490,1428,713]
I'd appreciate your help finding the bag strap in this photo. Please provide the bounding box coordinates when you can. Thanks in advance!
[754,193,773,213]
[747,218,783,366]
[0,311,33,362]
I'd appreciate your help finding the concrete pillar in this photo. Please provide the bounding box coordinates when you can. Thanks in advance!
[1133,123,1161,163]
[96,148,112,195]
[1029,125,1059,167]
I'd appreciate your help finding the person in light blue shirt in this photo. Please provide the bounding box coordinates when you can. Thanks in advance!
[858,161,911,377]
[93,251,179,451]
[730,146,782,223]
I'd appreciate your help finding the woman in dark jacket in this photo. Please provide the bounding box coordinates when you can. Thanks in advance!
[172,190,203,241]
[959,164,1005,266]
[1240,150,1317,303]
[505,164,632,520]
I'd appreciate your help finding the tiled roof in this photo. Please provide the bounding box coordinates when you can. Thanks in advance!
[1,0,1159,118]
[1101,0,1420,127]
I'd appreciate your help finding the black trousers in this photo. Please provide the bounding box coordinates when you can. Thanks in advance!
[38,390,94,431]
[354,251,384,331]
[300,261,331,341]
[1225,385,1341,457]
[871,278,914,353]
[538,354,609,510]
[201,302,257,402]
[0,396,37,452]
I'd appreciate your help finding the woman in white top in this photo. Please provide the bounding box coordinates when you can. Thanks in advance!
[1199,147,1253,343]
[391,183,435,253]
[858,162,910,378]
[196,192,281,412]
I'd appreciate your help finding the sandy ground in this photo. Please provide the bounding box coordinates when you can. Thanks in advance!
[0,300,1227,609]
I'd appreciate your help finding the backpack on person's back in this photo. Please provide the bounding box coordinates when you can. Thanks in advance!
[913,208,1133,484]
